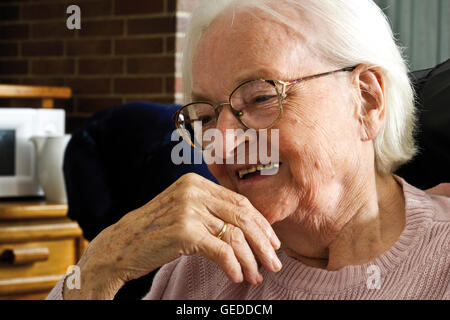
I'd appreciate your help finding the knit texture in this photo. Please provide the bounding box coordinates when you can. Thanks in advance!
[47,177,450,300]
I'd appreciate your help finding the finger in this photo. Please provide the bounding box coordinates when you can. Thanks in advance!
[196,177,281,250]
[196,233,244,284]
[204,198,282,273]
[221,224,263,285]
[171,174,282,273]
[194,209,262,285]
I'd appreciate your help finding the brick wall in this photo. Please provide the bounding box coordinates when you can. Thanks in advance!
[0,0,202,132]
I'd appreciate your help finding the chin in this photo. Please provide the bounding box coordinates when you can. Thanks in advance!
[247,195,294,225]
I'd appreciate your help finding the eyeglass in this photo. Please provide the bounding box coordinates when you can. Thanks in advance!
[174,65,357,149]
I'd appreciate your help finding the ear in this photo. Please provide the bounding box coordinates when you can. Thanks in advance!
[352,65,386,141]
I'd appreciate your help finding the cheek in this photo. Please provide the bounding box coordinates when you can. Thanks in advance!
[276,107,342,209]
[280,109,337,175]
[280,92,358,176]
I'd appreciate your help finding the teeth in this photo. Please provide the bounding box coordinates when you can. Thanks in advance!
[247,167,257,173]
[238,163,281,179]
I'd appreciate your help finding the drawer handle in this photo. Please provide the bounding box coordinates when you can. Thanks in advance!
[0,247,50,265]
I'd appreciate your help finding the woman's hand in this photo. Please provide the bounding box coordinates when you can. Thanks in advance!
[64,173,281,299]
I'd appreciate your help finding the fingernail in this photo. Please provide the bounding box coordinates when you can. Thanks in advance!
[257,271,263,284]
[272,256,282,272]
[235,271,244,283]
[268,231,281,249]
[272,236,281,249]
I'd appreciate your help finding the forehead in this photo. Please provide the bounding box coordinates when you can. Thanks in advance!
[192,7,318,99]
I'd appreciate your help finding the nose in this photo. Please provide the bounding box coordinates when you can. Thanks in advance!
[215,104,241,132]
[215,104,254,162]
[215,105,239,161]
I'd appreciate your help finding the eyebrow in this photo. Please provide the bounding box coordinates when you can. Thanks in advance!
[234,68,278,84]
[190,68,280,102]
[190,92,211,102]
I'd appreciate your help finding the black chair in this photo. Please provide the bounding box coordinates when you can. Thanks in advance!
[396,59,450,189]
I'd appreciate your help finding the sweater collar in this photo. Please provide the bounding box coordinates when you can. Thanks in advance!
[266,176,435,294]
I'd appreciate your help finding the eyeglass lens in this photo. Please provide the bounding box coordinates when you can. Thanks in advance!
[177,80,281,149]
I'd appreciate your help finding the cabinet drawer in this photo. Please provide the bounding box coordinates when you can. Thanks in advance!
[0,239,77,296]
[0,239,77,278]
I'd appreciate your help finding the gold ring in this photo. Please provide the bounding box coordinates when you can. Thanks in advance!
[216,222,228,240]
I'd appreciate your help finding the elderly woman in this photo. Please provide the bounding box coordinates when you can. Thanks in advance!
[48,0,449,300]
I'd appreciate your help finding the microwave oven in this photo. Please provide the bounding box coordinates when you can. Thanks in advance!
[0,108,65,198]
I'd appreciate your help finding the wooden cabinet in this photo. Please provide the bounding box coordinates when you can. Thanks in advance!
[0,201,88,300]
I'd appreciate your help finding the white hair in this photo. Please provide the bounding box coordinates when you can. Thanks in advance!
[182,0,417,174]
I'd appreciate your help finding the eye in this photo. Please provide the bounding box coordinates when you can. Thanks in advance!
[253,95,277,103]
[200,115,214,124]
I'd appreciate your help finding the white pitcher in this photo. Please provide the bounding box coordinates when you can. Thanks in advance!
[30,134,71,203]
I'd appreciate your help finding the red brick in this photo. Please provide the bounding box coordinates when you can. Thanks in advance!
[165,35,175,53]
[31,22,75,39]
[22,78,65,87]
[0,5,20,20]
[114,0,164,15]
[79,58,123,75]
[0,60,28,75]
[80,20,124,37]
[66,78,111,95]
[77,97,122,113]
[167,0,177,12]
[0,24,29,39]
[31,59,74,75]
[22,41,64,57]
[0,98,47,109]
[114,77,162,94]
[66,39,111,56]
[79,0,112,17]
[165,76,175,93]
[128,16,176,35]
[115,38,164,55]
[0,43,19,57]
[22,3,66,20]
[127,57,174,74]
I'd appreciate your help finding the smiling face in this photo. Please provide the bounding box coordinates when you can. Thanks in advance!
[192,7,369,231]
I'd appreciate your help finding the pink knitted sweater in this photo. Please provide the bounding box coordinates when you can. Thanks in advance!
[47,177,450,300]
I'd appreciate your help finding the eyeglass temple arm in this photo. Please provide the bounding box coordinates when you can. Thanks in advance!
[177,119,198,124]
[289,65,358,85]
[276,65,358,98]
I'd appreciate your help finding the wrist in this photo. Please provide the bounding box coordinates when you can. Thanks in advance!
[63,255,124,300]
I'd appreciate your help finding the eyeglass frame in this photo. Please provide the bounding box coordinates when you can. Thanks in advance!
[173,65,358,148]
